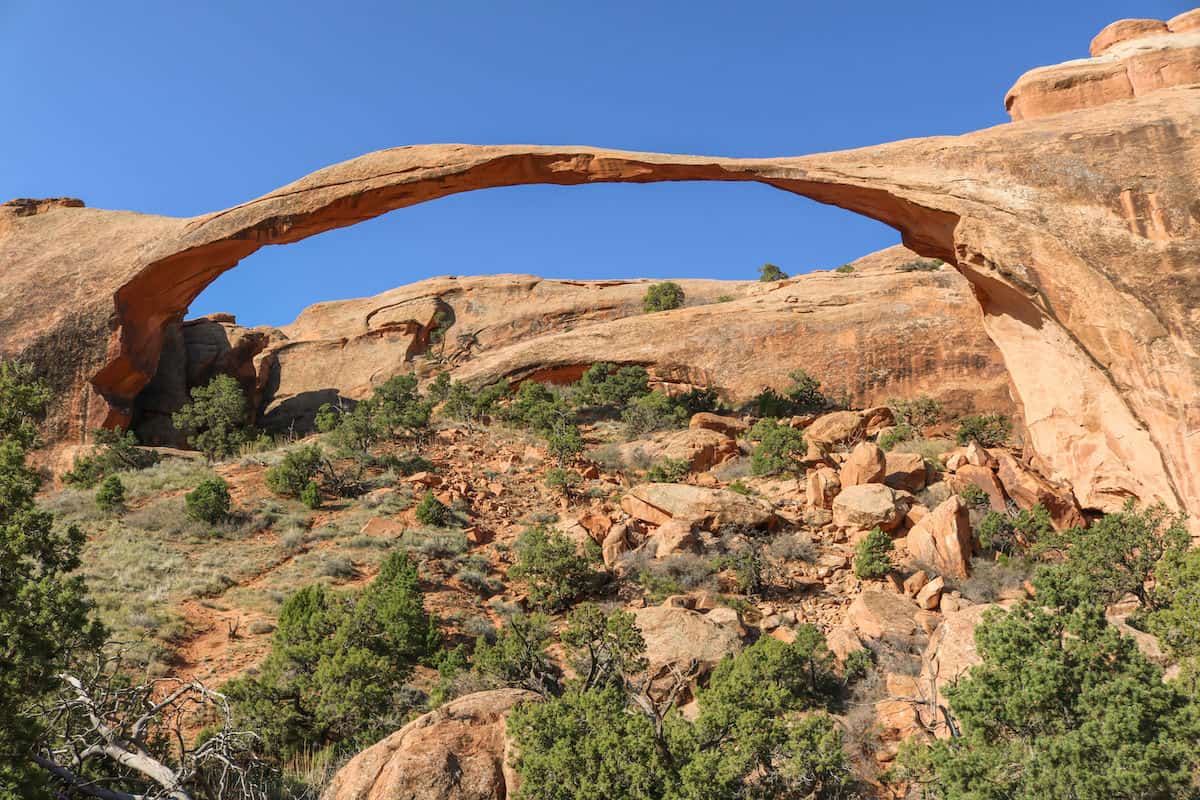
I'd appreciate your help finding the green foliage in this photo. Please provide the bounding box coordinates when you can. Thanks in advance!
[842,647,875,683]
[506,381,574,435]
[749,418,805,475]
[715,294,734,303]
[227,552,438,758]
[976,504,1051,555]
[508,619,854,800]
[888,395,942,428]
[561,603,648,691]
[576,363,651,408]
[955,413,1011,447]
[877,422,915,451]
[300,480,322,510]
[544,467,581,500]
[441,380,508,426]
[713,549,766,596]
[546,424,585,467]
[854,527,893,579]
[265,444,325,497]
[958,483,989,510]
[834,264,855,274]
[510,524,593,611]
[171,373,255,460]
[326,374,433,463]
[510,686,675,800]
[900,601,1200,800]
[427,371,452,403]
[673,386,722,416]
[313,402,341,433]
[622,391,689,438]
[415,490,451,527]
[62,427,160,487]
[0,362,104,795]
[642,281,685,313]
[94,474,126,512]
[748,369,835,418]
[1147,546,1200,689]
[896,258,943,272]
[1034,500,1189,612]
[472,612,557,694]
[185,477,231,523]
[645,457,690,483]
[758,263,788,282]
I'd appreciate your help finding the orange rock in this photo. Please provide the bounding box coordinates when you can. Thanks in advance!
[994,451,1084,530]
[805,466,841,510]
[884,451,928,492]
[905,496,975,579]
[952,465,1008,512]
[689,412,748,437]
[840,441,886,487]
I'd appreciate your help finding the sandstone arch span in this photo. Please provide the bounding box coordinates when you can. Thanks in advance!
[2,14,1198,522]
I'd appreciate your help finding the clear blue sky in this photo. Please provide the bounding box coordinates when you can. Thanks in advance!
[3,1,1190,326]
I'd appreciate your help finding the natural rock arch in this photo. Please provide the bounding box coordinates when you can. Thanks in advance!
[2,13,1198,522]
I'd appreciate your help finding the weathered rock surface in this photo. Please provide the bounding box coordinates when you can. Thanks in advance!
[840,441,887,487]
[919,604,996,733]
[631,604,743,691]
[846,590,924,647]
[4,15,1199,525]
[832,483,906,531]
[321,688,536,800]
[619,427,739,474]
[621,483,775,530]
[904,496,975,579]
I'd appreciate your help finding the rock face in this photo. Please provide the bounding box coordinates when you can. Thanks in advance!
[321,688,536,800]
[832,484,906,531]
[621,483,775,531]
[3,13,1199,524]
[905,496,975,579]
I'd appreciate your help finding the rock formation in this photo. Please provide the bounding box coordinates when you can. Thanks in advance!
[2,11,1198,521]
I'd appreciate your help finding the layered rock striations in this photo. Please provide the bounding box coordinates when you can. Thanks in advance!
[2,11,1198,520]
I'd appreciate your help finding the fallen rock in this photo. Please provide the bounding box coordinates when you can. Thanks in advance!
[321,688,536,800]
[621,483,775,531]
[952,465,1008,512]
[994,451,1085,530]
[805,410,866,446]
[884,450,928,492]
[847,590,923,645]
[632,604,743,695]
[689,412,748,437]
[832,484,906,531]
[601,524,630,569]
[905,496,975,579]
[805,466,841,510]
[646,519,699,558]
[840,441,886,486]
[916,575,946,610]
[620,427,739,474]
[919,604,997,732]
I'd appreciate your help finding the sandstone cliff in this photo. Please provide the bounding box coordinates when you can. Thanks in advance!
[2,12,1198,520]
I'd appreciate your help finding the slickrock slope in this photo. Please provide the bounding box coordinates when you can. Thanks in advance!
[140,245,1007,443]
[2,11,1198,519]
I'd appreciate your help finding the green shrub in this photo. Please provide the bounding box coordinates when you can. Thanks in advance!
[958,483,989,510]
[171,374,255,461]
[854,527,893,579]
[545,424,584,466]
[226,552,439,757]
[427,371,451,403]
[877,422,916,451]
[509,524,592,611]
[842,647,875,683]
[955,413,1011,447]
[441,380,508,425]
[747,368,835,418]
[645,457,690,483]
[715,294,734,303]
[758,263,788,282]
[977,504,1051,555]
[471,612,557,694]
[899,602,1199,800]
[95,474,126,512]
[415,491,451,527]
[300,480,322,510]
[544,467,581,498]
[749,418,805,475]
[621,391,688,438]
[185,477,230,523]
[642,281,685,313]
[313,402,341,433]
[265,445,324,497]
[889,395,943,428]
[896,258,943,272]
[575,363,651,408]
[505,381,573,435]
[834,264,855,274]
[63,427,160,488]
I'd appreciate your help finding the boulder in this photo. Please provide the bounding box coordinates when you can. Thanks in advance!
[951,465,1008,512]
[846,590,923,646]
[805,466,841,510]
[963,441,997,469]
[825,625,866,662]
[689,412,748,437]
[994,451,1085,530]
[601,524,630,569]
[321,688,537,800]
[804,410,866,446]
[919,604,997,732]
[840,441,886,486]
[915,575,945,610]
[646,519,699,558]
[632,604,743,694]
[620,427,739,473]
[884,450,927,492]
[621,483,775,531]
[832,484,906,531]
[905,496,975,579]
